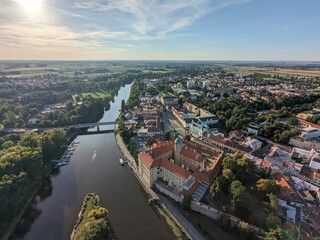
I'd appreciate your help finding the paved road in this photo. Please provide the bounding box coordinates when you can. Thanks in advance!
[158,195,206,240]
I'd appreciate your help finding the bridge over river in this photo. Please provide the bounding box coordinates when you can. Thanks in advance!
[1,120,135,133]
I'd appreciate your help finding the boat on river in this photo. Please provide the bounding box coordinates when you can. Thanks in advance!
[119,158,124,165]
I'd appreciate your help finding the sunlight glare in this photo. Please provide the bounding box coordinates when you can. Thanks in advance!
[16,0,42,13]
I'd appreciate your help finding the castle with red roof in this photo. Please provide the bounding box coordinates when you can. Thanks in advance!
[138,138,223,200]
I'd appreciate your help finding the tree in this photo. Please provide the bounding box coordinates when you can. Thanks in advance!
[29,108,39,116]
[287,117,298,126]
[237,221,250,239]
[262,228,287,240]
[66,101,73,111]
[88,207,108,219]
[163,130,171,141]
[266,212,281,230]
[146,137,157,147]
[19,132,39,148]
[267,193,279,213]
[121,99,126,112]
[230,180,246,206]
[218,213,231,230]
[222,168,234,182]
[210,178,222,198]
[181,195,192,210]
[256,179,279,194]
[184,134,191,141]
[2,140,14,149]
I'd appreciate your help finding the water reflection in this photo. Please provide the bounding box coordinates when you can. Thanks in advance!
[10,178,53,239]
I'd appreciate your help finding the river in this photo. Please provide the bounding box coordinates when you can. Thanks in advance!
[18,84,174,240]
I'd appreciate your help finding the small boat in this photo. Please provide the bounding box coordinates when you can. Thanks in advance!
[91,151,97,161]
[119,158,124,165]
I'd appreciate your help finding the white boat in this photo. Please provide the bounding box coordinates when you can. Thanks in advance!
[119,158,124,165]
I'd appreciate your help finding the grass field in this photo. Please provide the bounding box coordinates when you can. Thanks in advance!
[72,91,110,102]
[226,66,320,77]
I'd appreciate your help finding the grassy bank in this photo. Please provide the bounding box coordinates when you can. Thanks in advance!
[155,204,187,240]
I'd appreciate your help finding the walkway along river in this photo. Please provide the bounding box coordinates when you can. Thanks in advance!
[16,84,175,240]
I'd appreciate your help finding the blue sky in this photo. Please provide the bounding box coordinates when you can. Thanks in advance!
[0,0,319,60]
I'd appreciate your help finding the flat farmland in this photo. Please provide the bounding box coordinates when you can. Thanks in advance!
[227,66,320,77]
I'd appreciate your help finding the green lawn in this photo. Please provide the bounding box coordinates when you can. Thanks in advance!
[72,91,110,102]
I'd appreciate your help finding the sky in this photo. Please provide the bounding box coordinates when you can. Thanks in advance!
[0,0,319,61]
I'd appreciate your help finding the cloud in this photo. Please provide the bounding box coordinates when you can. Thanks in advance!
[0,0,253,59]
[0,22,130,53]
[74,0,249,39]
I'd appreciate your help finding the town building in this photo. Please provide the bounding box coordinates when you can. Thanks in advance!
[297,108,320,120]
[160,94,178,106]
[137,138,223,201]
[187,80,196,89]
[247,122,269,135]
[310,157,320,170]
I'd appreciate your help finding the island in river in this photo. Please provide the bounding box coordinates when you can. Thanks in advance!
[71,193,115,240]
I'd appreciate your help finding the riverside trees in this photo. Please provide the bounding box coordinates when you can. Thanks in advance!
[0,129,66,236]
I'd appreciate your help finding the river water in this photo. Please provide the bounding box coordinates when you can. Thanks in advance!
[20,84,174,240]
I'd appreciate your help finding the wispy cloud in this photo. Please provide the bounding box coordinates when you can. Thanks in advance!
[0,0,253,59]
[74,0,250,39]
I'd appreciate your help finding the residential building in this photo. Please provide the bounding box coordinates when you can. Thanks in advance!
[203,132,252,153]
[310,157,320,170]
[202,80,210,89]
[289,136,320,151]
[247,122,269,135]
[187,80,196,89]
[160,94,178,106]
[297,108,320,120]
[301,127,320,140]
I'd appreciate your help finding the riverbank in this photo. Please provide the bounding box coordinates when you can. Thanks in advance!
[1,130,79,240]
[114,125,203,240]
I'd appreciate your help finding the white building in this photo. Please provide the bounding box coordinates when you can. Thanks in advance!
[187,80,196,89]
[292,147,320,162]
[247,122,269,135]
[289,136,320,151]
[309,157,320,170]
[246,138,262,151]
[202,80,210,89]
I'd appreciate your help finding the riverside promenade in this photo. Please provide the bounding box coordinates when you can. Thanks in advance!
[114,125,206,240]
[114,125,158,201]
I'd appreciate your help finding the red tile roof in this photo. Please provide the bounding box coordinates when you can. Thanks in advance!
[184,179,201,196]
[149,141,174,159]
[183,140,223,160]
[138,152,160,168]
[298,119,320,130]
[180,146,205,163]
[192,171,210,184]
[272,172,296,200]
[261,160,272,168]
[160,159,191,179]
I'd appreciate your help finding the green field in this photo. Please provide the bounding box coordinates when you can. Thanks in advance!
[72,91,110,102]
